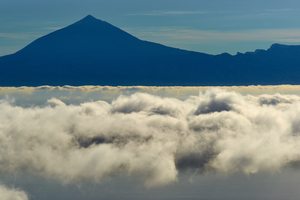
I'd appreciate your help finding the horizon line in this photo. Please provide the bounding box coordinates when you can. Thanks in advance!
[1,14,300,57]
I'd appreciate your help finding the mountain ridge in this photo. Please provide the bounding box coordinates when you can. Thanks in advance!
[0,15,300,86]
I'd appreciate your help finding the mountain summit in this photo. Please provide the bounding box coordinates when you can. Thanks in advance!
[16,15,141,57]
[0,15,300,86]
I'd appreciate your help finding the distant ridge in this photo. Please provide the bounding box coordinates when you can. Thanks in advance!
[0,15,300,86]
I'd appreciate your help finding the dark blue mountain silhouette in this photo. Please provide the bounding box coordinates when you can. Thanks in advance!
[1,15,300,86]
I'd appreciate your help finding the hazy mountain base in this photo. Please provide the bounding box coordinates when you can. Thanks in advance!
[2,85,300,106]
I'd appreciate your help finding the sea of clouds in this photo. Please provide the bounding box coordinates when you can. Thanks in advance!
[2,88,300,198]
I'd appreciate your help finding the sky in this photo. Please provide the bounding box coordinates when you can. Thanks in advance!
[1,0,300,55]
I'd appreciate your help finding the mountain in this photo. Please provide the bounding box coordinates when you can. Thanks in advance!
[1,15,300,86]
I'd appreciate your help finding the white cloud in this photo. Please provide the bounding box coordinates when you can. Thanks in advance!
[130,27,300,46]
[0,32,37,40]
[128,8,296,17]
[0,185,28,200]
[1,89,300,191]
[128,10,208,16]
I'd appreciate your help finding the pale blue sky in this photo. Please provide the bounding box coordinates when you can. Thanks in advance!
[1,0,300,55]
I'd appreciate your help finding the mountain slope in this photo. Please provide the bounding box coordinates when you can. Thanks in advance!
[1,15,300,86]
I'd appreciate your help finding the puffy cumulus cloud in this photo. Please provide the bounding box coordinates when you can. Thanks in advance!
[2,89,300,189]
[0,185,28,200]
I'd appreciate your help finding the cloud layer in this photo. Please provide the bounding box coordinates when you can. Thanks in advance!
[0,185,28,200]
[2,89,300,196]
